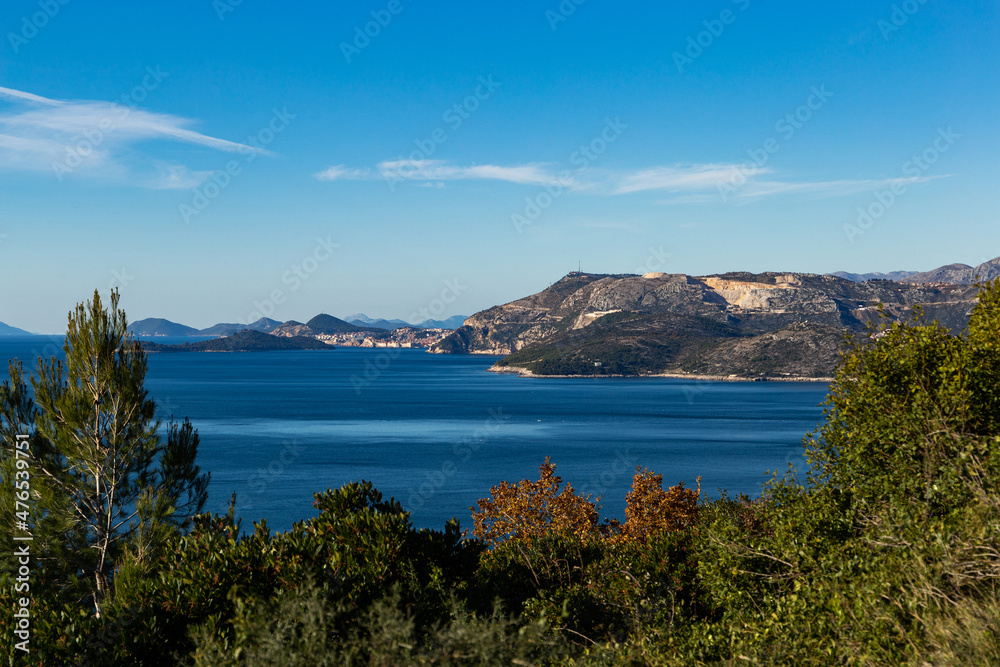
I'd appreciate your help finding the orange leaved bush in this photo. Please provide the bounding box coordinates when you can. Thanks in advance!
[472,457,601,544]
[615,468,700,544]
[472,459,702,547]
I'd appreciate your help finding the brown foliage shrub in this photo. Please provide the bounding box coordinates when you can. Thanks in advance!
[615,468,700,544]
[472,457,601,545]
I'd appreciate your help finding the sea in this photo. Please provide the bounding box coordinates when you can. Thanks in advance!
[1,336,830,532]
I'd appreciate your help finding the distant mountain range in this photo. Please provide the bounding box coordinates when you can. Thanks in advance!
[900,257,1000,284]
[0,321,32,336]
[831,256,1000,285]
[269,314,382,338]
[127,317,279,337]
[417,315,468,329]
[345,313,468,330]
[128,313,466,337]
[11,258,998,341]
[344,313,412,330]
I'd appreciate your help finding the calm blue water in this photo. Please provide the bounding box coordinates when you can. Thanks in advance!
[1,337,829,531]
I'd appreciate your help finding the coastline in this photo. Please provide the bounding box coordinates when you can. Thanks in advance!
[487,365,832,382]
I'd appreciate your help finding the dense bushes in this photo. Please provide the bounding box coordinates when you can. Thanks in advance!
[2,280,1000,664]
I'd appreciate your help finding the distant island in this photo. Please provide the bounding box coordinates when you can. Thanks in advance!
[121,311,466,353]
[128,317,281,337]
[141,330,335,353]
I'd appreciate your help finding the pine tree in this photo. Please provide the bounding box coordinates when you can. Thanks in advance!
[1,289,209,616]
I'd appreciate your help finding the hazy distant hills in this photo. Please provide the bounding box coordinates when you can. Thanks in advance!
[305,313,379,334]
[128,317,280,337]
[346,313,468,330]
[127,312,465,338]
[0,321,32,336]
[418,315,468,329]
[832,256,1000,285]
[128,318,200,337]
[900,257,1000,285]
[344,313,411,330]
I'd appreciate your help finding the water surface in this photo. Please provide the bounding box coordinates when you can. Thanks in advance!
[1,337,829,531]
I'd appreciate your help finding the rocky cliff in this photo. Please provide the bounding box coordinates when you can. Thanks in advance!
[431,271,982,378]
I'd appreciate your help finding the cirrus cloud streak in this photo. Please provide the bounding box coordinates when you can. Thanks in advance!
[0,86,265,189]
[315,158,936,204]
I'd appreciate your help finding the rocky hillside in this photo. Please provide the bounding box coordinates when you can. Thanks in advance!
[431,271,982,378]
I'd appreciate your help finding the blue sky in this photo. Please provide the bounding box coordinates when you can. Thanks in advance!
[0,0,997,333]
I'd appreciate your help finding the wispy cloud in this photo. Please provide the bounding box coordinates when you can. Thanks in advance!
[317,158,947,204]
[735,176,939,200]
[314,164,371,181]
[612,164,769,194]
[146,163,216,190]
[0,87,63,106]
[653,175,943,205]
[0,86,264,188]
[314,159,563,187]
